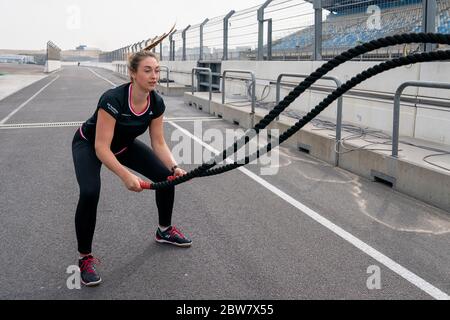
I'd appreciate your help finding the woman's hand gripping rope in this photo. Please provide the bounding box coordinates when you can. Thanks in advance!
[139,167,187,190]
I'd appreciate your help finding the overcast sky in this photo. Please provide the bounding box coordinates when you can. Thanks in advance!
[0,0,271,51]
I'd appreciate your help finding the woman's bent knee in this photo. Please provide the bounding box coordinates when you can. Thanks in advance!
[79,186,100,202]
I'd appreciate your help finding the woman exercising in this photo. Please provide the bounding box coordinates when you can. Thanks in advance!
[71,50,191,287]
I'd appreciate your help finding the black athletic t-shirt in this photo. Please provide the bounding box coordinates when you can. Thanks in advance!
[80,82,165,154]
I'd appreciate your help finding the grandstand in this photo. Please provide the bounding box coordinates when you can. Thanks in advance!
[438,0,450,33]
[271,0,449,59]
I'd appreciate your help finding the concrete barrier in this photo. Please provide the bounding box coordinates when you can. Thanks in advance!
[156,83,192,97]
[44,60,61,73]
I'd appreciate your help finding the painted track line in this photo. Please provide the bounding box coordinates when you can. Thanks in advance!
[0,75,60,125]
[0,117,222,130]
[87,68,116,87]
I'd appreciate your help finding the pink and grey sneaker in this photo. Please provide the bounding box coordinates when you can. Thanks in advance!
[78,255,102,287]
[156,226,192,247]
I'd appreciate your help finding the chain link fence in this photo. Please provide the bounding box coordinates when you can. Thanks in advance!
[202,14,226,60]
[47,41,61,61]
[227,5,260,60]
[100,0,449,62]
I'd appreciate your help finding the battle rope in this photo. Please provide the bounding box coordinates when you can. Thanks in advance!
[141,33,450,190]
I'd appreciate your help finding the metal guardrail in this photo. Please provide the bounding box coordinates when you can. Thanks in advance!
[276,73,343,166]
[191,67,212,111]
[392,80,450,158]
[222,69,256,114]
[159,65,170,89]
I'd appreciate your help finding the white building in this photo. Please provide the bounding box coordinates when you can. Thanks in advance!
[0,54,35,64]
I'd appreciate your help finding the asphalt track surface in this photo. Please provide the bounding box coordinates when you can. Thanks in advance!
[0,66,449,300]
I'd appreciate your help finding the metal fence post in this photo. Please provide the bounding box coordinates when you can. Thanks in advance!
[267,18,273,61]
[313,0,323,61]
[257,0,273,61]
[200,18,209,61]
[182,25,191,61]
[423,0,437,52]
[223,10,236,61]
[169,33,174,61]
[171,39,176,61]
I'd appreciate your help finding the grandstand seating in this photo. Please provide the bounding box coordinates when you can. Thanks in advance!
[272,0,449,52]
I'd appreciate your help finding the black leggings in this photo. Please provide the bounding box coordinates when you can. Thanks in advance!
[72,129,175,254]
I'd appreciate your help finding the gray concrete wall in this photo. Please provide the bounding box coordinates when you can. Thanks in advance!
[44,60,61,73]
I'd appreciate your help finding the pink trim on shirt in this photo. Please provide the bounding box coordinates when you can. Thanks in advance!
[114,147,128,156]
[79,127,88,141]
[128,84,150,116]
[80,126,126,156]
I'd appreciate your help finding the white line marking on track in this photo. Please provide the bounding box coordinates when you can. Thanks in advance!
[167,120,449,301]
[87,68,116,87]
[0,117,222,129]
[165,117,222,122]
[0,75,60,125]
[0,121,84,129]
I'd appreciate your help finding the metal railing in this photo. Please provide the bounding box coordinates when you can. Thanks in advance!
[158,65,170,89]
[222,69,256,114]
[392,80,450,157]
[191,67,213,111]
[276,73,343,166]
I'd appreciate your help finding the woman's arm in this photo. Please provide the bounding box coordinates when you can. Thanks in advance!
[149,115,177,170]
[95,109,143,192]
[149,115,186,177]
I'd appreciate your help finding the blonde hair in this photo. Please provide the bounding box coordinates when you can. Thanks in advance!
[127,51,159,82]
[126,23,175,82]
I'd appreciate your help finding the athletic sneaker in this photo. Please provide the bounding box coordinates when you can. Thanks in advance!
[79,255,102,287]
[156,226,192,247]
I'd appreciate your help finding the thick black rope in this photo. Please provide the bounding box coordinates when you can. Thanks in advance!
[198,49,450,177]
[150,33,450,190]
